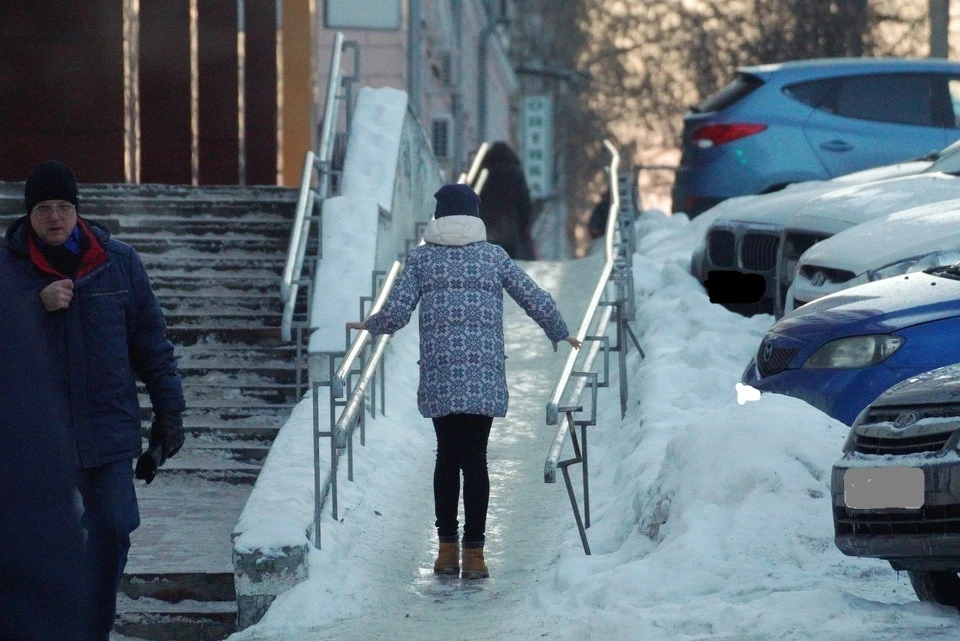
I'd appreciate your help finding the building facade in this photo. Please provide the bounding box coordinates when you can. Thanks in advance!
[0,0,517,186]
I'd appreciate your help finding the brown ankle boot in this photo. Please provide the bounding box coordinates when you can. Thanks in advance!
[461,546,489,579]
[434,541,460,575]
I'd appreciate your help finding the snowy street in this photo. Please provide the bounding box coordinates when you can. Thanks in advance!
[226,210,960,641]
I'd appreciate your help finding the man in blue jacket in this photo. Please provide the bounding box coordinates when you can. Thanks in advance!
[0,161,186,640]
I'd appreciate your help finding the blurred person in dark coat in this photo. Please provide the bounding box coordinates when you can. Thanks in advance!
[588,189,612,240]
[0,325,87,639]
[478,142,537,260]
[0,161,186,640]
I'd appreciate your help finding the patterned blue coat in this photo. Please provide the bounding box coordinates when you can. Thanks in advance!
[364,215,569,418]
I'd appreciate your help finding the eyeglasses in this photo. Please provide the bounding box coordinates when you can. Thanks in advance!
[31,202,76,219]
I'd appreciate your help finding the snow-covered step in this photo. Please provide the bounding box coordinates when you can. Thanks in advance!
[157,292,288,313]
[165,326,292,346]
[113,219,289,236]
[115,595,237,641]
[143,437,271,465]
[140,257,297,276]
[119,236,289,254]
[139,420,283,444]
[152,278,285,296]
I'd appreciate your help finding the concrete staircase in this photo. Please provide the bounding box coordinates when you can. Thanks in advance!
[0,184,309,640]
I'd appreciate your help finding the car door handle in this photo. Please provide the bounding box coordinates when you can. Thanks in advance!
[819,139,853,153]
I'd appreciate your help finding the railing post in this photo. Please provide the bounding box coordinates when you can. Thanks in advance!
[312,381,322,548]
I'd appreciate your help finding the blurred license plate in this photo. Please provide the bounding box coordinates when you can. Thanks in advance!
[844,466,924,509]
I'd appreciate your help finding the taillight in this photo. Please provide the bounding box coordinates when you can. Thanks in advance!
[691,123,767,148]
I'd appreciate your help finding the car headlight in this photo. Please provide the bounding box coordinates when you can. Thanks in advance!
[866,250,960,282]
[802,335,904,369]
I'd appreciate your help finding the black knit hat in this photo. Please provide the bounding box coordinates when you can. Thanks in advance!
[434,183,480,218]
[25,160,79,214]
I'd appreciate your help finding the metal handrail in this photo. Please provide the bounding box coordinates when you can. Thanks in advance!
[331,261,402,397]
[543,139,643,555]
[544,303,614,483]
[546,140,621,425]
[457,141,491,185]
[311,328,390,546]
[281,31,347,342]
[312,261,400,548]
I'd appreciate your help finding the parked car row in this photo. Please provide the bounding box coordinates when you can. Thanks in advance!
[691,135,960,316]
[737,209,960,611]
[679,55,960,613]
[689,156,935,314]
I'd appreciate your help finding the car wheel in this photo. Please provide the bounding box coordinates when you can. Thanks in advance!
[908,570,960,608]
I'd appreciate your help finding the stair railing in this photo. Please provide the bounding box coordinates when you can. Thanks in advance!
[281,31,352,348]
[310,260,400,548]
[544,140,643,555]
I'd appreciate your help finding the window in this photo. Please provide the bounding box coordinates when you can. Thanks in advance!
[783,79,834,108]
[821,74,934,127]
[431,117,452,159]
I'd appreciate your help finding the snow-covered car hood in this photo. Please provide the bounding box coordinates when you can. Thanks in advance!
[872,362,960,408]
[785,172,960,234]
[773,269,960,342]
[706,161,932,228]
[797,197,960,274]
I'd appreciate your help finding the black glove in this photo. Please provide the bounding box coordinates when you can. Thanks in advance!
[135,412,185,484]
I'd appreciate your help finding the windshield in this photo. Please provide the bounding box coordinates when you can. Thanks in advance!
[926,138,960,174]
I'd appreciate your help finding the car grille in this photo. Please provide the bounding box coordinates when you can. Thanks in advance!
[853,405,960,454]
[798,265,856,285]
[865,405,960,423]
[755,337,799,377]
[852,432,953,455]
[834,504,960,537]
[708,230,735,267]
[741,233,779,271]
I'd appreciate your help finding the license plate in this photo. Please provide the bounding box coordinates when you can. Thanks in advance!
[844,466,924,509]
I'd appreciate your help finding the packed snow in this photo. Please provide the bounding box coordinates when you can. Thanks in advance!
[225,209,960,640]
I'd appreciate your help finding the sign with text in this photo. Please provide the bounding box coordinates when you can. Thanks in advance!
[521,95,553,198]
[325,0,401,30]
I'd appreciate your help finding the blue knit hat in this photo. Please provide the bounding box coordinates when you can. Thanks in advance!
[434,183,480,218]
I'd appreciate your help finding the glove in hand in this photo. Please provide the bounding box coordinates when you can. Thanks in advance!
[135,411,185,484]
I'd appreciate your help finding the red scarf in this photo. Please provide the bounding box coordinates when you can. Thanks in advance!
[26,217,108,279]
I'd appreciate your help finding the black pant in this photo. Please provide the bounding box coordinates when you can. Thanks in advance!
[432,414,493,548]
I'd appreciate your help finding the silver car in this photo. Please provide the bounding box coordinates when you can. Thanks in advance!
[832,363,960,608]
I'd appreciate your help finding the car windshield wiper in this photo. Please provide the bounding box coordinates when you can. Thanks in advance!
[926,264,960,279]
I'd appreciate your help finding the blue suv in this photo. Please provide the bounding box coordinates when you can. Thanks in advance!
[672,58,960,217]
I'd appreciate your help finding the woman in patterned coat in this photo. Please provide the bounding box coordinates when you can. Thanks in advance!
[348,183,580,579]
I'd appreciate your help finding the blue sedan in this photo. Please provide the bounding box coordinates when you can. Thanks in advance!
[742,264,960,425]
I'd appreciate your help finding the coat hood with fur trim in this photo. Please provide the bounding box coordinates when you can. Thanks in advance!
[423,215,487,246]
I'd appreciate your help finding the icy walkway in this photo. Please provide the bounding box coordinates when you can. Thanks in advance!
[231,254,603,641]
